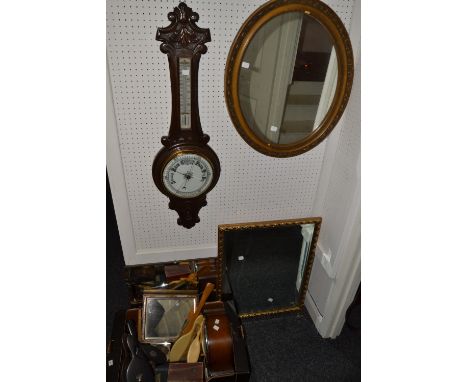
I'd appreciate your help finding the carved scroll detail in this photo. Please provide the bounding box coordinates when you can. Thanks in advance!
[156,2,211,54]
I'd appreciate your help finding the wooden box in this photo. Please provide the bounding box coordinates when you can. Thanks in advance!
[107,259,250,382]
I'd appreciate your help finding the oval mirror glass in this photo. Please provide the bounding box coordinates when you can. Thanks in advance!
[239,12,337,145]
[225,0,353,157]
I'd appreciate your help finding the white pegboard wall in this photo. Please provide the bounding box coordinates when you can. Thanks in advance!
[106,0,354,259]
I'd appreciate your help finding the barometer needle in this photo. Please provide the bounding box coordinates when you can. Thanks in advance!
[178,177,189,191]
[172,168,203,182]
[172,169,187,176]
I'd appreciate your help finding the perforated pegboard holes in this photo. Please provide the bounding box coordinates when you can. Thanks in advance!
[106,0,354,251]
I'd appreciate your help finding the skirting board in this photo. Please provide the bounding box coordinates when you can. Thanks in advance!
[304,290,326,336]
[126,244,218,265]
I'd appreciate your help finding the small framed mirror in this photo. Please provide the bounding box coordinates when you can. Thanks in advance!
[225,0,353,157]
[218,217,321,317]
[140,291,197,343]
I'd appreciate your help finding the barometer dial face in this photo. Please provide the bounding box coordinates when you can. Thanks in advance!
[162,153,213,198]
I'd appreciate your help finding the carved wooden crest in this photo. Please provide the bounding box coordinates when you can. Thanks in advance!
[157,2,211,55]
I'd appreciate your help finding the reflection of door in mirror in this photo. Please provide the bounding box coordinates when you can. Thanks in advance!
[239,12,303,144]
[295,223,315,291]
[281,15,335,143]
[239,13,337,145]
[313,48,338,130]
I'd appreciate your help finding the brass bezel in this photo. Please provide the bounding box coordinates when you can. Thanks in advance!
[225,0,354,157]
[160,148,215,199]
[217,217,321,318]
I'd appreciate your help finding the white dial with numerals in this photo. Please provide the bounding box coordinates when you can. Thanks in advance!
[162,153,213,198]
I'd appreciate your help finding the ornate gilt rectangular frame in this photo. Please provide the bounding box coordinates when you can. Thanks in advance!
[217,217,321,318]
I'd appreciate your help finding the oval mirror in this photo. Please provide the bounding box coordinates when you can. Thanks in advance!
[225,0,354,157]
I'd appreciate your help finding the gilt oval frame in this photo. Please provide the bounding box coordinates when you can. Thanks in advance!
[225,0,354,157]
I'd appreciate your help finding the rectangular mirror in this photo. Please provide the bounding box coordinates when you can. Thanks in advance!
[218,217,321,317]
[140,291,197,343]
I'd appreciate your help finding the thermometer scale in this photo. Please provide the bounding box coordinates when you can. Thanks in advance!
[179,57,191,129]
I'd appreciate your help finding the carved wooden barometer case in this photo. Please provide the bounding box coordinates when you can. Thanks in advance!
[152,2,220,229]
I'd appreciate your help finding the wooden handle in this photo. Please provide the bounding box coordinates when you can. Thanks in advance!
[180,282,214,336]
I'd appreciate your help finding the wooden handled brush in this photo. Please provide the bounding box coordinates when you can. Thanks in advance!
[169,315,204,362]
[179,282,214,336]
[168,282,214,362]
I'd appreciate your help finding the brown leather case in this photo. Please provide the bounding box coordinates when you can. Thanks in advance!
[167,362,204,382]
[165,264,192,282]
[204,301,250,382]
[203,302,234,374]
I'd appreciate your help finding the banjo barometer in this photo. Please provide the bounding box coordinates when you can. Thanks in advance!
[152,2,220,229]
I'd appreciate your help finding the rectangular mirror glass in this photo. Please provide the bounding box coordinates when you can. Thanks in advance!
[218,217,321,317]
[141,292,197,343]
